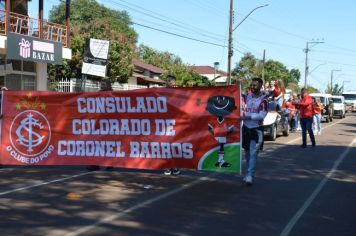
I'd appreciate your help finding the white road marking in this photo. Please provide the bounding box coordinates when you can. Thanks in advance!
[280,136,356,236]
[0,168,14,173]
[64,173,217,236]
[0,172,92,196]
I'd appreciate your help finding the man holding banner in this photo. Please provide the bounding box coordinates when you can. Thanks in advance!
[240,78,268,186]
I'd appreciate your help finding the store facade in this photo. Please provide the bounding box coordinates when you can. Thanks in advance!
[0,0,71,91]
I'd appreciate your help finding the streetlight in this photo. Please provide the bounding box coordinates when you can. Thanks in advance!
[304,40,324,88]
[308,63,326,75]
[227,2,269,85]
[330,69,341,94]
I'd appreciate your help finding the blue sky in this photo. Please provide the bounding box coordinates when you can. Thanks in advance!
[29,0,356,92]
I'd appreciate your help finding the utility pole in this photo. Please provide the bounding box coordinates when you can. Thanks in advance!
[262,49,266,84]
[226,1,269,85]
[330,69,341,94]
[304,42,309,89]
[66,0,71,47]
[227,0,234,85]
[39,0,43,38]
[304,41,324,88]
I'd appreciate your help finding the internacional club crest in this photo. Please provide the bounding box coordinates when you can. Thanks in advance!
[10,110,51,157]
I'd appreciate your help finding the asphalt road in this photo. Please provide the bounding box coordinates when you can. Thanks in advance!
[1,113,355,236]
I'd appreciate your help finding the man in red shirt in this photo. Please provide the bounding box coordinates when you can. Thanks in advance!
[292,88,316,148]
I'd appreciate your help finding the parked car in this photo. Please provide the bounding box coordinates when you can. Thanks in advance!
[310,93,333,122]
[263,101,290,141]
[331,95,346,118]
[342,91,356,112]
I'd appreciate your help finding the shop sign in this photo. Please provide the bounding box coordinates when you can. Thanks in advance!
[7,33,63,65]
[82,38,110,77]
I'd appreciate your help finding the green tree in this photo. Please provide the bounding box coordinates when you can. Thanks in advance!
[264,60,291,85]
[232,53,301,92]
[326,83,343,95]
[48,0,137,82]
[232,53,258,81]
[289,69,301,83]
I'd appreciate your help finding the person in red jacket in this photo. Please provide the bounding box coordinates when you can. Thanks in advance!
[292,88,316,148]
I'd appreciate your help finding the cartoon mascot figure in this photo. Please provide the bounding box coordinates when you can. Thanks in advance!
[206,95,237,168]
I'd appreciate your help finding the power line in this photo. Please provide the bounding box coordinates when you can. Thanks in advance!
[234,12,309,41]
[182,0,227,17]
[322,43,356,54]
[237,35,302,50]
[133,22,246,55]
[312,59,356,68]
[133,22,227,48]
[133,18,224,43]
[105,0,227,42]
[103,0,356,64]
[311,49,356,58]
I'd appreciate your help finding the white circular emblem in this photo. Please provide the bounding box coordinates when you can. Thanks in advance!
[9,110,52,157]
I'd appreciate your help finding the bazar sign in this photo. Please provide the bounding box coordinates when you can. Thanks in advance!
[0,86,242,174]
[6,33,63,65]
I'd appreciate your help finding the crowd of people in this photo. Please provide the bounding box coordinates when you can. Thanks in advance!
[262,79,324,135]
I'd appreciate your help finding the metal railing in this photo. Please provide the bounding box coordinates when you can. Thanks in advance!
[50,78,150,92]
[0,10,68,47]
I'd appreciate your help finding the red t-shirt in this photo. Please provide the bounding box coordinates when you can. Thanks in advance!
[313,103,322,114]
[297,94,314,118]
[273,85,281,97]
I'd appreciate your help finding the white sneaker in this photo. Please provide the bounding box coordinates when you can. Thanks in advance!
[164,169,172,175]
[243,175,253,185]
[317,131,321,135]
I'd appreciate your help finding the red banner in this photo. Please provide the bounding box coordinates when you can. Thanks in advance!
[0,86,241,173]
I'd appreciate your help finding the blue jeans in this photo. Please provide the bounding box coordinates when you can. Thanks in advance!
[313,114,321,132]
[245,128,264,177]
[300,117,316,146]
[276,97,284,109]
[294,112,300,130]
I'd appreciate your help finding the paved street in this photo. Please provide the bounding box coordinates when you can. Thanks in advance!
[0,114,355,236]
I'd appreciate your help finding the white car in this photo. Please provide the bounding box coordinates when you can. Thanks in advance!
[331,95,346,118]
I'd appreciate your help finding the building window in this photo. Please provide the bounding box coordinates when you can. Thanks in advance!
[11,60,22,71]
[7,59,36,73]
[5,74,36,90]
[22,75,36,90]
[0,55,37,90]
[23,61,36,72]
[5,74,22,90]
[0,76,4,87]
